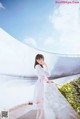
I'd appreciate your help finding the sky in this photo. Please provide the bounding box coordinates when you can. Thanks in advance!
[0,0,55,42]
[0,0,80,55]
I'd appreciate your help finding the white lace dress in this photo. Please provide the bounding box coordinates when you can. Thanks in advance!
[33,64,50,110]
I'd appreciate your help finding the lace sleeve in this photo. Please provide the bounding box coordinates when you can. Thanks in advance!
[35,65,50,77]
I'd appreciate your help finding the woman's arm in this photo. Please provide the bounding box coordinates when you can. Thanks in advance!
[35,65,54,83]
[35,64,50,77]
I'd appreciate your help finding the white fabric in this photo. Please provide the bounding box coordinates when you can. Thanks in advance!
[33,64,50,119]
[33,64,50,110]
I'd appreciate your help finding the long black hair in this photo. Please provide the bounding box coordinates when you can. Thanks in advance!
[34,54,44,68]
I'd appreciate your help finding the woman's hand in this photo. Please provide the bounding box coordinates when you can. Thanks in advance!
[47,80,54,83]
[43,62,47,67]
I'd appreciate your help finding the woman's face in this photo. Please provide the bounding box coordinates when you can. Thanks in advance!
[36,58,44,65]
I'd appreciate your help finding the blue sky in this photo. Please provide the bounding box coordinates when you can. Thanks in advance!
[0,0,80,55]
[0,0,56,41]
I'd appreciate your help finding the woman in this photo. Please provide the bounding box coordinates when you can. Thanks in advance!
[33,54,79,119]
[33,54,51,119]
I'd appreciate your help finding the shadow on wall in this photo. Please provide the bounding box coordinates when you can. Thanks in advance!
[51,57,80,78]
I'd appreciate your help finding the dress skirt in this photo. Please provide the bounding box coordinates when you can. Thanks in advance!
[33,78,44,110]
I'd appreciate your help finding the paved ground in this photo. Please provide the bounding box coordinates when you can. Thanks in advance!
[17,110,36,119]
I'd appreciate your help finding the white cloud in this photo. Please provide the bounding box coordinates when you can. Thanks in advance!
[51,4,80,31]
[0,2,5,10]
[44,37,55,46]
[23,1,80,55]
[23,37,37,47]
[41,36,58,52]
[49,2,80,55]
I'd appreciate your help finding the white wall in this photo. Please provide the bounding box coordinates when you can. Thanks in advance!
[0,28,80,77]
[0,28,57,76]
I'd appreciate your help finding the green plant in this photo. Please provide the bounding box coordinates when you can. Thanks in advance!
[59,77,80,115]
